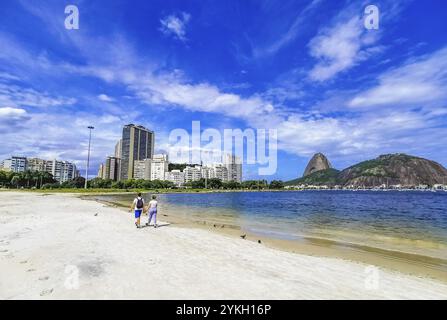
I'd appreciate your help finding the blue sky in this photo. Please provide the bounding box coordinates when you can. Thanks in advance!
[0,0,446,180]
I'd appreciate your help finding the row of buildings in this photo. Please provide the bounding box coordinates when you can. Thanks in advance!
[0,156,79,183]
[97,124,242,186]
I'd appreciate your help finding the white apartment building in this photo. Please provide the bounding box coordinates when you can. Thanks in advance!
[45,160,78,183]
[1,156,78,183]
[212,164,229,181]
[98,164,105,179]
[133,159,152,180]
[201,166,214,180]
[151,154,169,181]
[114,139,122,159]
[1,156,27,173]
[166,169,185,187]
[27,158,46,172]
[184,165,202,182]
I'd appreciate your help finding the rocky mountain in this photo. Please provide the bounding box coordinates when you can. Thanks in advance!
[302,153,332,177]
[338,154,447,187]
[286,153,447,187]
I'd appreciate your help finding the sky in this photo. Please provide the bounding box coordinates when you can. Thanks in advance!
[0,0,446,181]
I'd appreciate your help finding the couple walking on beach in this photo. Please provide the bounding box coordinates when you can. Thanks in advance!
[130,193,158,229]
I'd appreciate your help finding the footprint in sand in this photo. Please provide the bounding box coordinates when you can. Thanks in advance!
[40,288,53,296]
[27,268,36,272]
[0,249,8,253]
[20,260,28,264]
[39,276,49,281]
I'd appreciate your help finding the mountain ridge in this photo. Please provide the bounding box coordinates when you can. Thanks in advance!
[286,153,447,187]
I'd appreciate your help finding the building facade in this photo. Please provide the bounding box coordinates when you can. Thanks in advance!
[184,165,202,182]
[1,156,27,173]
[114,139,122,159]
[133,159,152,180]
[120,124,155,180]
[1,156,78,183]
[105,156,121,181]
[166,170,185,187]
[27,158,46,172]
[45,160,78,183]
[212,164,229,181]
[97,164,105,179]
[150,154,169,181]
[224,154,242,182]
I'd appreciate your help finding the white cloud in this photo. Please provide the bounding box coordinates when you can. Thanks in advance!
[254,0,323,58]
[98,94,114,102]
[129,73,275,119]
[0,106,27,118]
[0,82,76,108]
[308,16,381,81]
[0,107,30,134]
[349,47,447,108]
[160,12,191,41]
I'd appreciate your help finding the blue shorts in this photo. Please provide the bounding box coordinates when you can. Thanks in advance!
[134,210,142,218]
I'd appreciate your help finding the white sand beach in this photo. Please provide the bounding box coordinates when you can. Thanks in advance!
[0,192,446,299]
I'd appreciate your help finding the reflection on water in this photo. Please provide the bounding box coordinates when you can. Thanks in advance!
[93,190,447,260]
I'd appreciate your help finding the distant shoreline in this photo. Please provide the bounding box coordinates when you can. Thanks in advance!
[1,187,446,195]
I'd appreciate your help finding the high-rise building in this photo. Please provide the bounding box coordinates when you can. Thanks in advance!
[114,139,122,159]
[224,154,242,182]
[1,156,27,173]
[97,164,105,179]
[150,154,168,180]
[105,156,121,181]
[133,159,152,180]
[120,124,154,180]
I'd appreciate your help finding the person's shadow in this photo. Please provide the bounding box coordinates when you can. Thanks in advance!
[140,222,171,229]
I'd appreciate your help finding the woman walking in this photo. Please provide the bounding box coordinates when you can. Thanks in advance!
[146,195,158,228]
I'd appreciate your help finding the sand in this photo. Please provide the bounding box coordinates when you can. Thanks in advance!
[0,192,446,299]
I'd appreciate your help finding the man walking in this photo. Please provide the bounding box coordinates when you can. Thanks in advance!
[130,192,145,228]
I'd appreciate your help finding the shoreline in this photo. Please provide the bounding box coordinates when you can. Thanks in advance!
[89,196,447,283]
[1,192,446,299]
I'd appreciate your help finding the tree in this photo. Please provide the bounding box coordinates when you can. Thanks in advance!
[269,180,284,189]
[11,174,24,188]
[0,171,8,187]
[208,178,223,189]
[185,179,206,189]
[241,180,267,190]
[222,181,241,189]
[88,177,113,188]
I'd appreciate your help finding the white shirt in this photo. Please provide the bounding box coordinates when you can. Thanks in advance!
[148,200,158,209]
[133,197,145,209]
